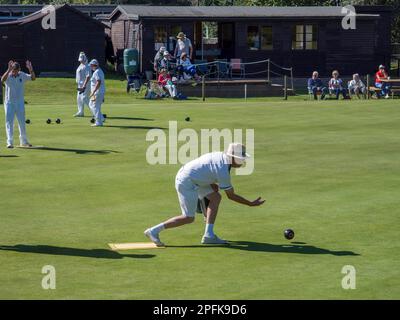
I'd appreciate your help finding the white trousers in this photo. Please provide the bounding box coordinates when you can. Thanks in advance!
[165,84,177,98]
[76,89,90,115]
[89,94,104,125]
[175,168,214,217]
[4,101,28,145]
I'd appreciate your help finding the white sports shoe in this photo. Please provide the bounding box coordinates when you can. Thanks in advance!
[20,143,32,148]
[144,228,165,247]
[201,234,229,245]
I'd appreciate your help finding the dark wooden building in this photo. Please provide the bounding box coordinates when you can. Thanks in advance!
[108,5,392,76]
[0,4,107,74]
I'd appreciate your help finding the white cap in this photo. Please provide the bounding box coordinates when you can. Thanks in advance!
[78,52,87,63]
[379,64,385,69]
[89,59,99,66]
[159,46,166,52]
[225,143,250,162]
[163,51,170,56]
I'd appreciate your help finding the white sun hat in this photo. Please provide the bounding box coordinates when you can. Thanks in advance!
[78,52,87,63]
[225,143,250,161]
[89,59,99,66]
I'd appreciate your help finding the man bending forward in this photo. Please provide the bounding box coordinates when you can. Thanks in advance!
[145,143,265,246]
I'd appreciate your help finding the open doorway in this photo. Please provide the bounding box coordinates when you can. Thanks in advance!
[194,21,234,61]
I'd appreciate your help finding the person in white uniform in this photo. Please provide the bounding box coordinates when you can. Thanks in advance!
[87,59,105,127]
[1,60,35,148]
[74,52,91,117]
[145,143,265,246]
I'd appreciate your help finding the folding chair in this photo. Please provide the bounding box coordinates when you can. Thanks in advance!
[215,59,229,79]
[195,60,209,76]
[230,58,245,79]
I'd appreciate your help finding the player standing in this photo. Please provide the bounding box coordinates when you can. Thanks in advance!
[87,59,105,127]
[1,60,35,148]
[74,52,91,117]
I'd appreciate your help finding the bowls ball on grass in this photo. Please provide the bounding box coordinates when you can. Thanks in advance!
[284,229,295,240]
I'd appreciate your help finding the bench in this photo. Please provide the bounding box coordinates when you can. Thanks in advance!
[391,86,400,99]
[368,86,382,98]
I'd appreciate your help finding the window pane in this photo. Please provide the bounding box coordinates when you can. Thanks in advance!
[305,33,313,42]
[247,26,260,50]
[154,26,167,51]
[292,24,304,50]
[169,25,181,52]
[296,25,304,33]
[261,26,273,50]
[306,25,313,34]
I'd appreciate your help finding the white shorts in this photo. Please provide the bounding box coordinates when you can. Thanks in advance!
[175,169,214,217]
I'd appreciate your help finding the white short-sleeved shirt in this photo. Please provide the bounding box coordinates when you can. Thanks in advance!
[90,68,105,97]
[179,152,233,190]
[76,64,91,88]
[4,72,31,104]
[176,38,192,57]
[348,79,365,90]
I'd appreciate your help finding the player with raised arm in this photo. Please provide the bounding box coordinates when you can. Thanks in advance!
[1,60,36,148]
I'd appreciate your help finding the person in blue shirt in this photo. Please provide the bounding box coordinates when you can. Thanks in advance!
[308,71,328,100]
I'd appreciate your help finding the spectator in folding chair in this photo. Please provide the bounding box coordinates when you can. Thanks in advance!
[153,46,166,73]
[329,70,349,100]
[158,68,178,99]
[348,73,366,99]
[307,71,328,100]
[179,52,201,82]
[375,65,391,99]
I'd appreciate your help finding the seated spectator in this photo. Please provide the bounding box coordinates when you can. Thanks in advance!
[158,68,177,99]
[159,51,175,73]
[179,52,200,81]
[375,65,391,99]
[307,71,328,100]
[329,70,348,99]
[348,73,366,99]
[153,46,166,72]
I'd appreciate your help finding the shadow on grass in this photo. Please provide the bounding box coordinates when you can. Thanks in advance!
[23,147,120,155]
[104,125,166,130]
[168,240,359,256]
[0,155,18,158]
[106,116,154,121]
[0,244,155,259]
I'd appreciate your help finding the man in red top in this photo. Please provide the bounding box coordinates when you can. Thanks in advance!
[375,65,391,99]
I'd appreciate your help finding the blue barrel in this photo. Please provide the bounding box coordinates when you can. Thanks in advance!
[123,48,139,75]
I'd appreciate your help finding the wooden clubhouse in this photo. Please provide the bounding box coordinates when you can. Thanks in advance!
[107,5,392,77]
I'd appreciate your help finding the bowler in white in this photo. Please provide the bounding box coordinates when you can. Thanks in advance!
[1,60,35,148]
[145,143,265,246]
[74,52,91,117]
[88,59,105,127]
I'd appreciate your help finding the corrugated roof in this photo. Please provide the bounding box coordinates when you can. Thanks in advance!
[113,5,380,20]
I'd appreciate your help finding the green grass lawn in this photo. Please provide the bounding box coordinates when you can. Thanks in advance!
[0,78,399,299]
